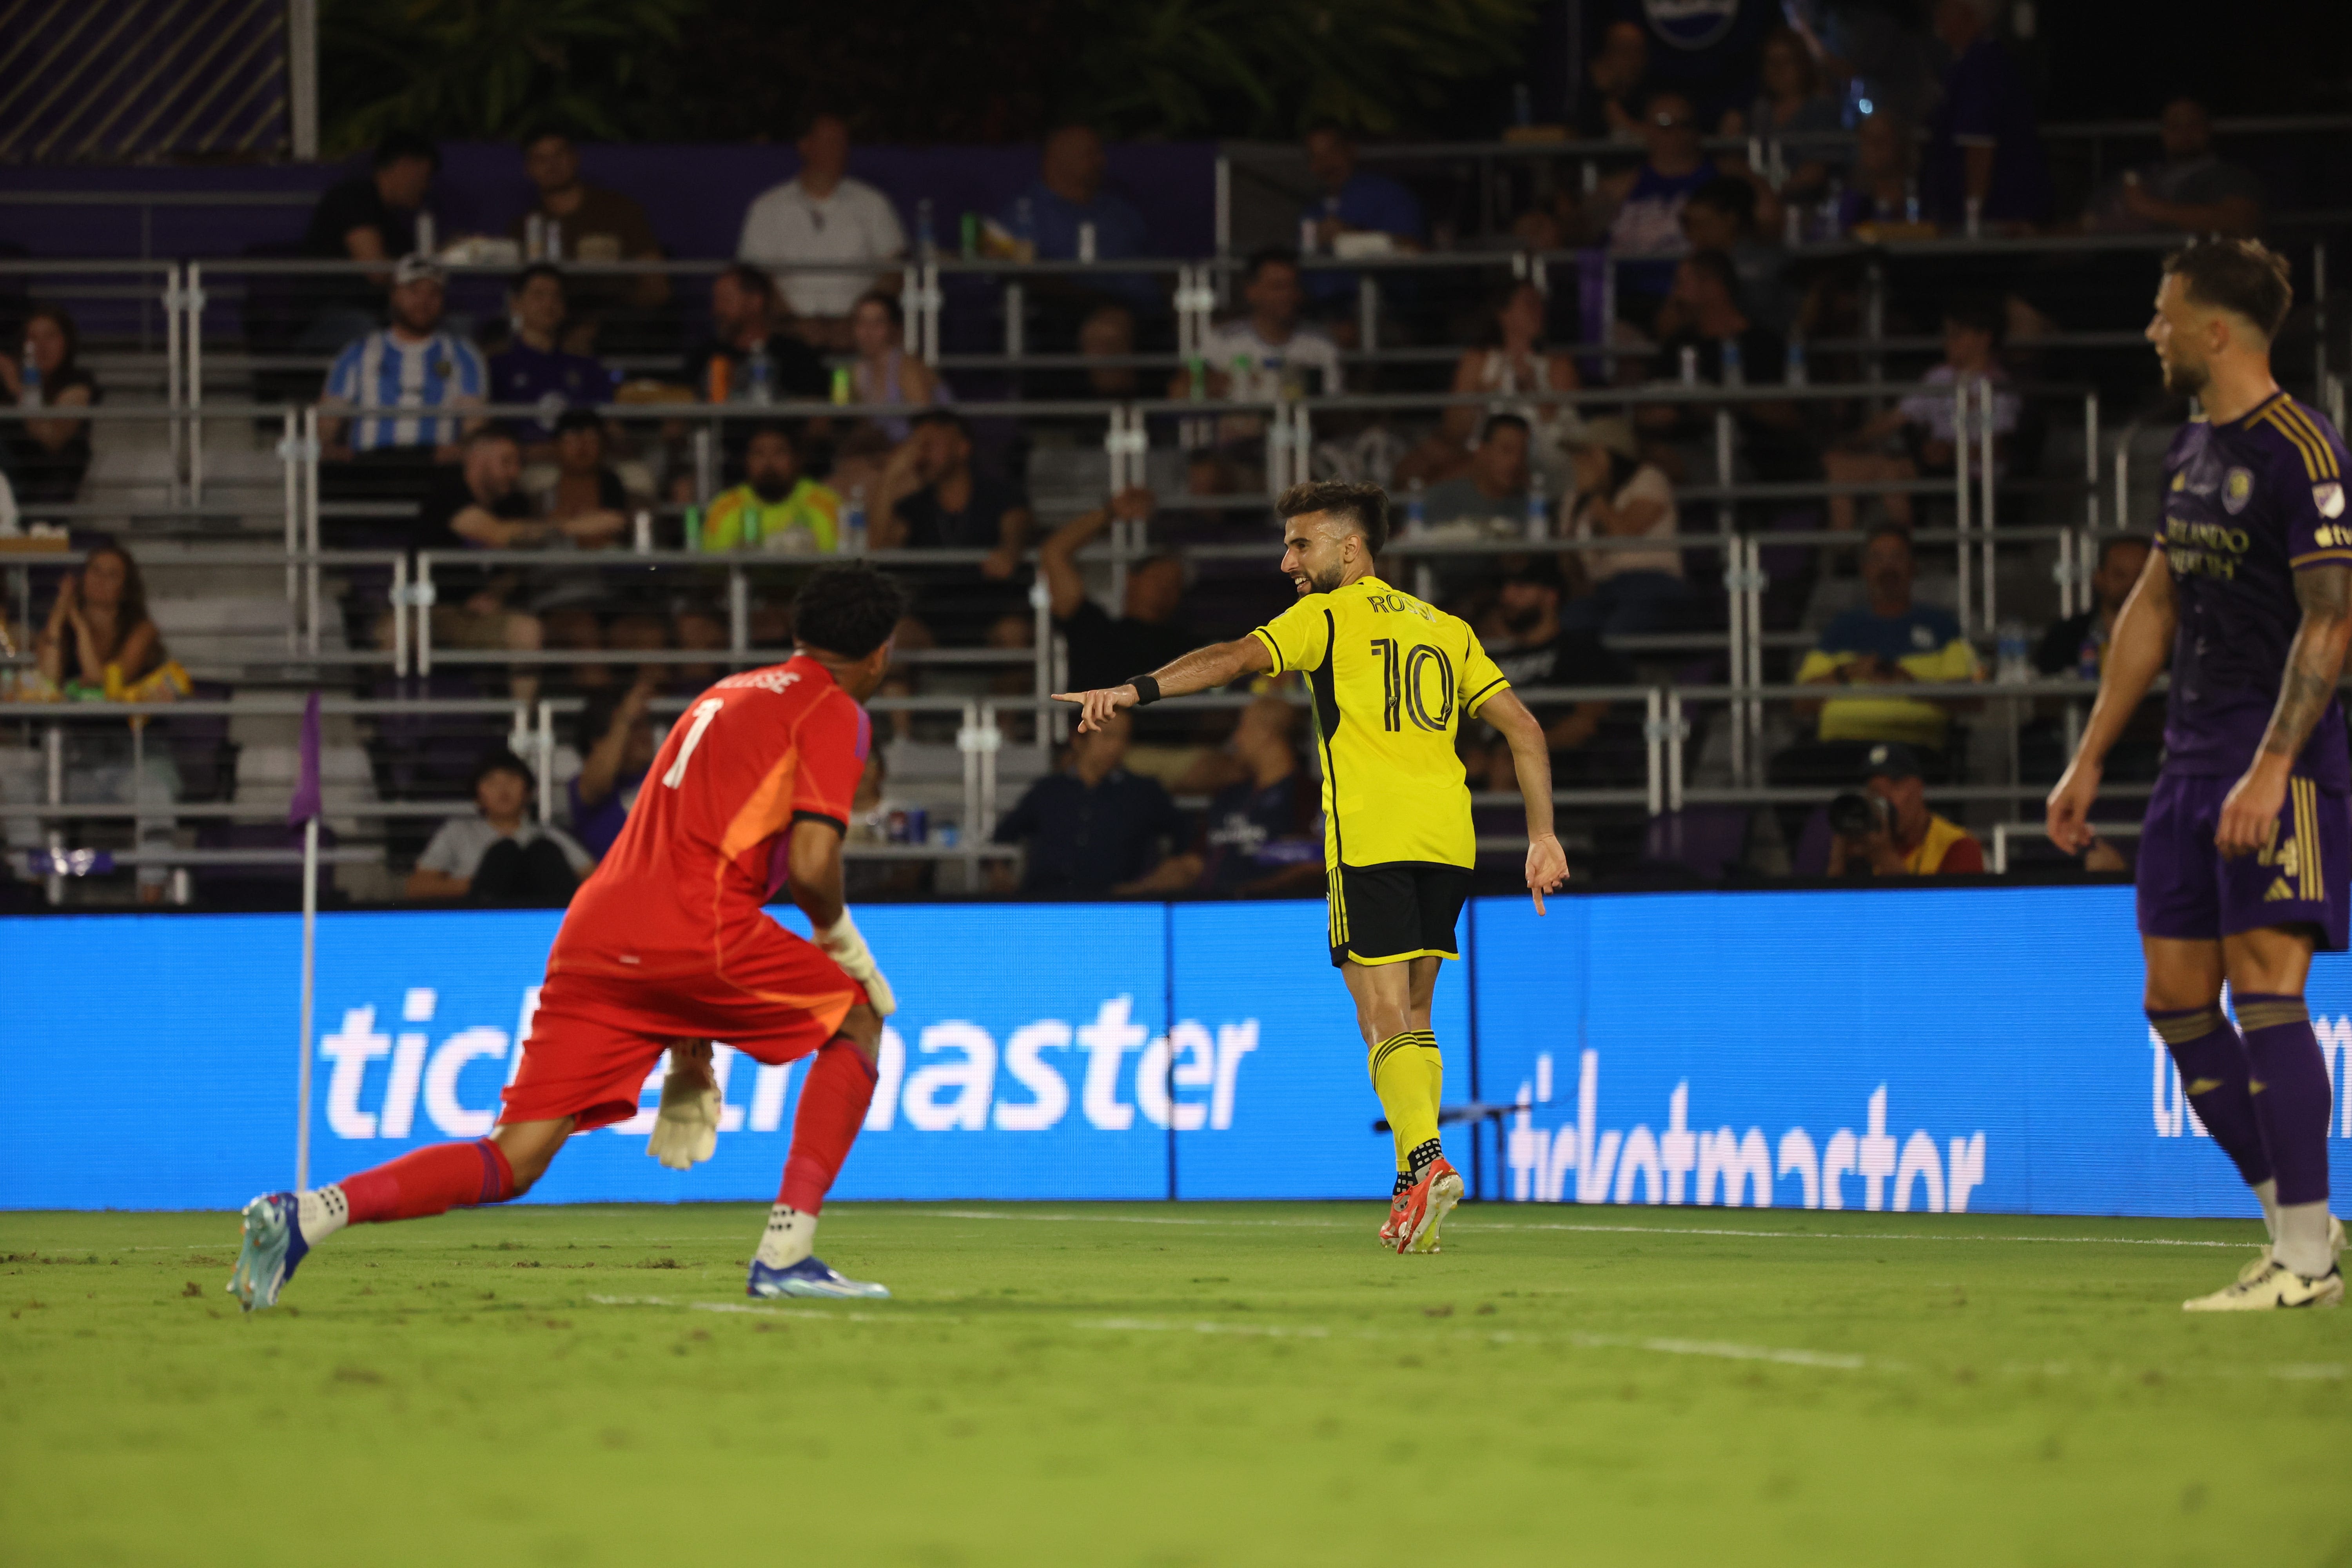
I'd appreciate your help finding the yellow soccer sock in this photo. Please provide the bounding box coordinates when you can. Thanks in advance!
[1418,1033,1444,1127]
[1370,1030,1441,1174]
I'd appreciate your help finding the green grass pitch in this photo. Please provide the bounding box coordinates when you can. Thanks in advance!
[3,1201,2347,1566]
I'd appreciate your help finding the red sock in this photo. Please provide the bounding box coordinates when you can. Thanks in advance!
[340,1138,516,1225]
[779,1037,878,1215]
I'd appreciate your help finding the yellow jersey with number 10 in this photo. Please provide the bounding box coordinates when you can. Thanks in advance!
[1250,575,1510,870]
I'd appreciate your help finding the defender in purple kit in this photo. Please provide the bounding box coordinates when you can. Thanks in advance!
[2049,239,2349,1310]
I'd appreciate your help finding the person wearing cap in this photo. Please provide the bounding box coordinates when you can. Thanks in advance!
[321,253,486,464]
[405,747,591,906]
[1475,557,1632,792]
[1561,415,1687,635]
[1826,742,1984,875]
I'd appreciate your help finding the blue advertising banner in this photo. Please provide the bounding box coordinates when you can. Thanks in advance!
[4,889,2347,1215]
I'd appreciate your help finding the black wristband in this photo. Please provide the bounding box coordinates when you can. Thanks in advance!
[1129,674,1161,706]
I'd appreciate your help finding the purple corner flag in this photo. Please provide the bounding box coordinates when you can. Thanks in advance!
[288,690,322,826]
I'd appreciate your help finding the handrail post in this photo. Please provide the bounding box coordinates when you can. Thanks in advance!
[164,263,183,507]
[1004,279,1024,359]
[1667,688,1686,812]
[1358,274,1380,356]
[1644,688,1664,817]
[1745,536,1765,773]
[1979,377,1997,635]
[417,553,436,675]
[391,552,409,677]
[1953,379,1972,642]
[279,407,299,653]
[305,406,323,657]
[187,260,208,506]
[1722,537,1745,786]
[728,564,749,656]
[535,699,555,824]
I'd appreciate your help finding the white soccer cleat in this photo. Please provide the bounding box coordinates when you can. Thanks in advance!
[2184,1260,2344,1312]
[2235,1214,2347,1285]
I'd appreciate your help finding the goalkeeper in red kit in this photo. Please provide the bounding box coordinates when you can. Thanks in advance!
[229,565,911,1308]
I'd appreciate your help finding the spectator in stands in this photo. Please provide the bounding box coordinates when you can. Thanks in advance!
[0,305,99,508]
[1475,559,1630,792]
[299,131,439,345]
[998,124,1153,321]
[700,421,840,553]
[405,427,579,703]
[1679,178,1791,332]
[524,409,637,673]
[1835,110,1921,234]
[1781,524,1980,784]
[34,541,164,697]
[1589,91,1714,322]
[1821,292,2017,531]
[990,708,1185,896]
[1077,302,1139,398]
[1824,741,1984,875]
[876,410,1030,573]
[1920,0,2051,231]
[2031,534,2162,781]
[1403,281,1579,488]
[1425,413,1535,535]
[1719,26,1844,215]
[406,748,589,905]
[1121,697,1325,897]
[1178,248,1343,488]
[508,130,669,338]
[1037,487,1198,695]
[1643,250,1813,486]
[2084,98,2262,238]
[1561,417,1688,635]
[828,289,944,501]
[320,256,485,468]
[737,112,906,350]
[1301,125,1426,324]
[1573,20,1651,142]
[568,676,659,860]
[687,264,829,406]
[488,265,617,456]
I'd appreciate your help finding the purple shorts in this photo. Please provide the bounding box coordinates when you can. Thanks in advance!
[2136,768,2350,952]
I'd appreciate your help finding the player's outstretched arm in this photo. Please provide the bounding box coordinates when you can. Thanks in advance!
[785,817,899,1014]
[1478,689,1570,914]
[2218,561,2352,857]
[1052,635,1273,734]
[2047,547,2175,853]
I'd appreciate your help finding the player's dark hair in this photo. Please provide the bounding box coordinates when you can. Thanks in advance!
[1245,246,1301,282]
[465,425,520,451]
[793,565,909,661]
[373,131,440,171]
[1478,411,1533,445]
[2164,238,2294,339]
[553,407,603,438]
[744,418,800,450]
[1682,248,1742,307]
[1688,176,1757,229]
[518,127,570,153]
[1942,290,2006,347]
[854,288,903,327]
[719,263,777,308]
[1863,521,1914,556]
[514,261,565,295]
[472,747,534,795]
[1277,480,1390,554]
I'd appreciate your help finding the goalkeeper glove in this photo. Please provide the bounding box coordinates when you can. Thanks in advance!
[815,908,897,1016]
[646,1053,720,1170]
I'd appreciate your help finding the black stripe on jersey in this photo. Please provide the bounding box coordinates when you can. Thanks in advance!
[791,809,847,835]
[1310,608,1343,869]
[1466,676,1508,710]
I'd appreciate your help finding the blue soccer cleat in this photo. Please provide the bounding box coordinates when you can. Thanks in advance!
[747,1255,891,1300]
[226,1192,309,1312]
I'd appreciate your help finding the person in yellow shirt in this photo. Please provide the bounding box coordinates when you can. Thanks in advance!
[1053,479,1567,1257]
[700,421,840,553]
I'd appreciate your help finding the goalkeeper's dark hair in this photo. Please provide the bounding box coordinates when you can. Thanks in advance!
[1276,479,1390,554]
[792,564,909,660]
[2163,237,2293,339]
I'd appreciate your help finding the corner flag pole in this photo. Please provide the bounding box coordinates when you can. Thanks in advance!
[291,690,323,1191]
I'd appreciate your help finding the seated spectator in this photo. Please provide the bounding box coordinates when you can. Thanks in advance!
[507,129,670,341]
[406,428,559,702]
[1824,742,1984,875]
[1474,560,1630,793]
[298,131,438,346]
[1589,91,1713,320]
[1781,524,1981,780]
[990,708,1185,895]
[1037,486,1200,755]
[700,421,840,553]
[2031,534,2163,781]
[876,408,1031,580]
[1822,292,2017,530]
[406,748,589,906]
[568,676,659,860]
[738,112,907,351]
[489,266,618,455]
[1179,248,1343,489]
[525,410,636,665]
[686,264,830,407]
[1644,250,1813,485]
[1425,413,1535,536]
[997,124,1154,322]
[34,541,172,699]
[1077,301,1139,398]
[1561,418,1688,635]
[1125,696,1325,897]
[0,305,100,508]
[1719,26,1844,214]
[1572,20,1651,142]
[321,257,485,478]
[2084,98,2262,238]
[1300,124,1426,325]
[1835,110,1921,234]
[1921,0,2051,231]
[1401,280,1577,489]
[1679,178,1792,332]
[828,290,944,501]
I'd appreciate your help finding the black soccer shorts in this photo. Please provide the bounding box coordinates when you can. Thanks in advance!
[1327,861,1472,969]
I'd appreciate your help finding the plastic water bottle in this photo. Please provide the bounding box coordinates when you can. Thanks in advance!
[683,504,704,554]
[1013,196,1036,255]
[1406,475,1428,537]
[1997,621,2032,686]
[632,509,652,553]
[742,499,763,550]
[960,212,979,259]
[1679,345,1699,387]
[1964,195,1984,240]
[1783,203,1803,247]
[915,197,936,261]
[1077,221,1097,264]
[1298,215,1319,256]
[18,339,40,407]
[545,219,562,260]
[414,211,436,256]
[842,485,868,555]
[1525,469,1549,541]
[1784,337,1808,387]
[1904,180,1920,225]
[524,212,546,261]
[1719,335,1744,388]
[748,347,773,405]
[830,365,853,407]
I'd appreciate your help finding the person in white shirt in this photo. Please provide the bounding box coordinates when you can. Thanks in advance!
[1174,248,1342,489]
[1560,416,1689,635]
[736,112,907,350]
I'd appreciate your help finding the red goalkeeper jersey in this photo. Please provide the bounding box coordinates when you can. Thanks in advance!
[549,656,869,981]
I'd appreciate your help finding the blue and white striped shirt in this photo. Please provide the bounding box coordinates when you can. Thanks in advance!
[324,329,486,451]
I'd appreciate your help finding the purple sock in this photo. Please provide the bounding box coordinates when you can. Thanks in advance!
[2147,1005,2272,1187]
[2235,993,2333,1207]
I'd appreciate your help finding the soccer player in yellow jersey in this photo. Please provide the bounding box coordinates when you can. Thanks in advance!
[1056,480,1568,1254]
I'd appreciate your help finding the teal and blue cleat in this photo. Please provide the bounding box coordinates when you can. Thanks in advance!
[226,1193,309,1312]
[747,1255,891,1300]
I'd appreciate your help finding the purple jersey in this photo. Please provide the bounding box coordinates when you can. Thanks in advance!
[2154,391,2352,788]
